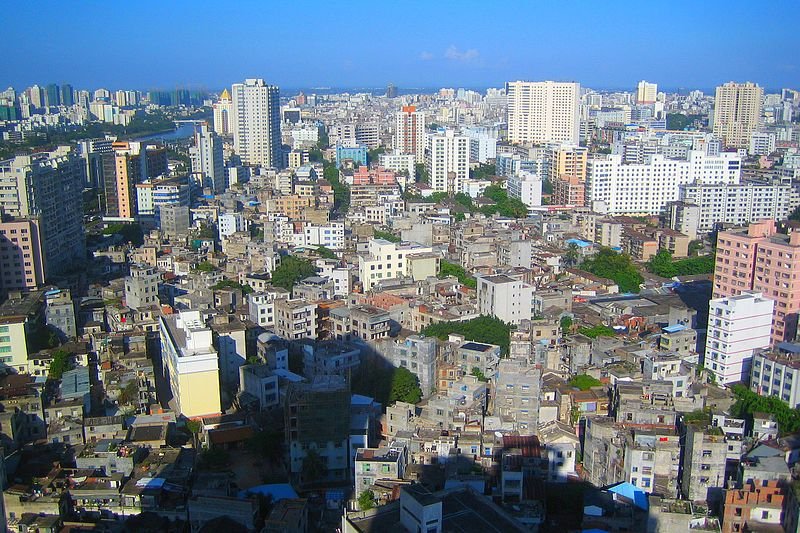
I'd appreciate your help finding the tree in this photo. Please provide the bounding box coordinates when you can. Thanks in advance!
[102,223,144,246]
[358,490,375,511]
[471,367,488,382]
[48,349,73,380]
[569,374,602,391]
[302,448,325,484]
[118,380,139,405]
[373,229,401,243]
[453,192,474,211]
[390,367,423,404]
[578,325,616,338]
[560,316,573,334]
[480,185,529,218]
[646,249,715,278]
[194,261,217,272]
[438,260,477,289]
[790,205,800,222]
[247,429,284,462]
[414,163,429,184]
[185,420,202,449]
[470,163,496,180]
[421,315,512,356]
[564,243,580,268]
[580,247,643,293]
[315,246,338,260]
[270,255,317,291]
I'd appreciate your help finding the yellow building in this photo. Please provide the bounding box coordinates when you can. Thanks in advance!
[159,311,221,419]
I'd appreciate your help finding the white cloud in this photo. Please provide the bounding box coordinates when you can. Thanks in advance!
[444,45,479,62]
[419,51,434,61]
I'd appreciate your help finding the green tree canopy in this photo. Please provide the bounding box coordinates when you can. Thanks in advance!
[271,256,317,291]
[193,261,217,272]
[480,185,528,218]
[358,490,375,511]
[646,249,715,278]
[421,315,512,356]
[569,374,602,391]
[390,367,423,404]
[48,349,73,380]
[580,247,643,293]
[577,324,617,338]
[102,223,144,246]
[373,229,401,243]
[730,384,800,435]
[470,163,496,180]
[315,246,338,260]
[438,260,476,289]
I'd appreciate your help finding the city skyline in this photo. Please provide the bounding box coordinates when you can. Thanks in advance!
[3,0,799,91]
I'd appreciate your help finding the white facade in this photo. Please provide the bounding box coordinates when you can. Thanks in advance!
[587,151,742,215]
[425,130,469,193]
[231,78,282,168]
[358,239,433,291]
[379,152,416,183]
[476,274,535,325]
[678,179,797,232]
[465,129,499,163]
[751,351,800,408]
[218,213,247,237]
[248,289,288,328]
[705,291,774,385]
[212,92,233,136]
[506,81,580,145]
[303,222,345,250]
[507,170,543,210]
[190,123,225,193]
[749,131,776,156]
[636,81,658,104]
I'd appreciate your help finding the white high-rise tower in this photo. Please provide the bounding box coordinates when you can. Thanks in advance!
[506,81,580,145]
[190,123,226,194]
[231,78,282,168]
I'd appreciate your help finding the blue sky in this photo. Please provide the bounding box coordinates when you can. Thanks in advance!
[3,0,798,92]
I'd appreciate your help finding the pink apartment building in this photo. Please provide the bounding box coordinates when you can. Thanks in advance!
[713,219,800,343]
[352,166,398,186]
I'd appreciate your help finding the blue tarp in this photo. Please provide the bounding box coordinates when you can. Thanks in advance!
[607,481,649,511]
[238,483,298,501]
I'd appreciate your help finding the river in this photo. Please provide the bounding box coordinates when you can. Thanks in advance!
[132,123,198,142]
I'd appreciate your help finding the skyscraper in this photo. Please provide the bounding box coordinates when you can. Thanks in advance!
[425,130,469,193]
[44,83,60,108]
[506,81,580,145]
[60,84,74,107]
[27,85,43,108]
[395,105,426,163]
[386,83,398,98]
[712,82,763,149]
[212,88,233,136]
[636,80,658,105]
[190,123,225,193]
[0,147,85,280]
[231,79,282,168]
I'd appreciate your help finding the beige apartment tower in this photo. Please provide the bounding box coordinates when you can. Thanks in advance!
[712,82,763,149]
[506,81,580,145]
[636,80,658,105]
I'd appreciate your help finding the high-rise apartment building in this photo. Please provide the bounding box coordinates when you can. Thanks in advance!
[0,147,85,280]
[713,220,800,343]
[0,219,45,290]
[44,84,60,108]
[705,291,773,385]
[586,151,741,215]
[506,81,580,145]
[189,123,225,193]
[212,88,233,136]
[636,81,658,105]
[395,105,426,163]
[60,84,74,107]
[713,82,763,149]
[231,79,282,168]
[425,130,469,193]
[507,170,542,210]
[159,310,222,419]
[102,141,168,219]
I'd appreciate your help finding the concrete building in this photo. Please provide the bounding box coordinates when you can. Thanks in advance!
[378,152,416,184]
[425,130,469,194]
[712,220,800,342]
[666,201,701,240]
[335,145,367,167]
[0,148,85,279]
[357,239,434,291]
[0,218,45,290]
[682,423,728,503]
[248,288,289,328]
[751,346,800,407]
[274,299,317,341]
[713,82,763,149]
[125,264,160,310]
[210,316,248,389]
[389,335,437,397]
[285,376,350,486]
[159,204,191,237]
[394,105,426,163]
[231,78,282,168]
[705,291,775,385]
[135,178,191,219]
[722,480,784,533]
[354,444,407,493]
[159,311,222,419]
[190,123,225,194]
[749,131,776,156]
[476,274,535,324]
[43,288,76,341]
[212,88,233,136]
[506,81,580,145]
[636,80,658,105]
[494,358,541,432]
[678,178,797,232]
[330,305,391,343]
[507,170,542,210]
[586,151,741,216]
[218,213,247,237]
[102,141,168,219]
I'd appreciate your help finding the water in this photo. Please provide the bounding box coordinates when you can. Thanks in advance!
[133,123,197,142]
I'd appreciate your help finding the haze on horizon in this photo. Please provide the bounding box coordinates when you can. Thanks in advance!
[3,0,798,91]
